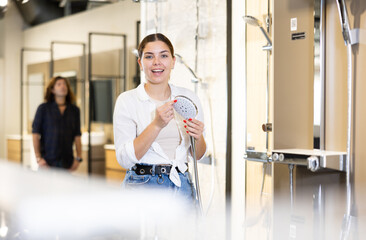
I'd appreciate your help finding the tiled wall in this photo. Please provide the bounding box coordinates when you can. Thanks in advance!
[141,0,227,236]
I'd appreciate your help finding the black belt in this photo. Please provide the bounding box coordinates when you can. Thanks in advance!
[132,164,185,175]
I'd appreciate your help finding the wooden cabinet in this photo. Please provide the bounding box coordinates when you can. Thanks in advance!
[7,139,21,163]
[105,145,126,184]
[6,135,32,166]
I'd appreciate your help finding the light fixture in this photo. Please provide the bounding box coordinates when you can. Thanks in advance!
[0,0,8,8]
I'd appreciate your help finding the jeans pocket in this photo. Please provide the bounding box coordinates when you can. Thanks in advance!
[124,171,151,186]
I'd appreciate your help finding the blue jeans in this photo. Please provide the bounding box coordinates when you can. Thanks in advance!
[122,168,196,205]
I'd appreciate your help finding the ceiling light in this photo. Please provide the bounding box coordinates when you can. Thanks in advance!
[0,0,8,8]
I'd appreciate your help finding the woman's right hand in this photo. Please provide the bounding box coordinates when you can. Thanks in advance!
[152,100,176,129]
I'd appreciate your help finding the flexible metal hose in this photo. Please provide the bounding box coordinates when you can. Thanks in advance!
[335,0,354,239]
[190,136,203,215]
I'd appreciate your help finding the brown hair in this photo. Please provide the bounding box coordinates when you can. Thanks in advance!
[45,76,76,104]
[137,33,175,58]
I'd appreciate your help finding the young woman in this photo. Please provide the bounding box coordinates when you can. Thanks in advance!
[113,33,206,202]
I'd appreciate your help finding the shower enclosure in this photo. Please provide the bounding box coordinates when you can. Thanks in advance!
[244,0,359,239]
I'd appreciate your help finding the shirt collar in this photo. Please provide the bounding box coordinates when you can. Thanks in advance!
[136,83,150,101]
[50,100,69,105]
[136,83,178,101]
[170,84,178,99]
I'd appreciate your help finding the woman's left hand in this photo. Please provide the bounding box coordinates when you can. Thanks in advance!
[184,118,204,141]
[69,159,80,172]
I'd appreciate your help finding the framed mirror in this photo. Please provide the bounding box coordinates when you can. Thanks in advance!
[90,78,116,124]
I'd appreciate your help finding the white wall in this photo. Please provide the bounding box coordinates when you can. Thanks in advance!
[23,1,140,63]
[0,17,4,156]
[141,0,230,238]
[23,0,140,86]
[0,58,4,158]
[1,0,23,158]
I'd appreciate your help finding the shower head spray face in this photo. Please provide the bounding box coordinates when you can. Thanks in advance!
[243,15,261,27]
[173,95,198,119]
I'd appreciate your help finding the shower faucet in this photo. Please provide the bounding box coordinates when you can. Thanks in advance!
[243,15,272,51]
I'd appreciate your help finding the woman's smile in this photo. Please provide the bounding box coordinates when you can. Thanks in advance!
[151,68,164,76]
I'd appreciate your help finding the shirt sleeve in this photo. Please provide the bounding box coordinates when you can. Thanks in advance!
[113,94,139,169]
[32,104,44,134]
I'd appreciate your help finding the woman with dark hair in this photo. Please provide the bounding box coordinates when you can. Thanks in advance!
[113,33,206,203]
[32,76,82,170]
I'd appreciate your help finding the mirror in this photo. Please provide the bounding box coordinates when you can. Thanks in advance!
[90,78,116,123]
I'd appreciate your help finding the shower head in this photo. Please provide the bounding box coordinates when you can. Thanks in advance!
[174,53,184,63]
[243,15,261,27]
[243,15,272,48]
[132,49,139,58]
[173,95,198,120]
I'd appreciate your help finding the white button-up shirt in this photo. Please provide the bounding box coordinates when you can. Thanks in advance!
[113,83,206,187]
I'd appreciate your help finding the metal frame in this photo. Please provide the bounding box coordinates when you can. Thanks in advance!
[50,41,86,129]
[87,32,127,175]
[134,21,141,86]
[20,47,51,164]
[319,0,326,150]
[226,0,232,239]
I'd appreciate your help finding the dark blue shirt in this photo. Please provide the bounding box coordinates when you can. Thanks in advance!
[32,102,81,169]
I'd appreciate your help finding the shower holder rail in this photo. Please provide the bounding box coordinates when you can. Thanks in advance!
[244,149,346,172]
[271,149,346,172]
[244,150,271,163]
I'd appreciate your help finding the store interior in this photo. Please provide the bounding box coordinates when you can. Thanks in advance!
[1,0,366,239]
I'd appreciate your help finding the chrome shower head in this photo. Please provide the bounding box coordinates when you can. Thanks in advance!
[243,15,272,48]
[132,49,139,58]
[174,53,184,64]
[173,95,198,120]
[243,15,261,27]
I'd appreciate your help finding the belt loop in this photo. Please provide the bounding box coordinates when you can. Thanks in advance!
[151,165,156,176]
